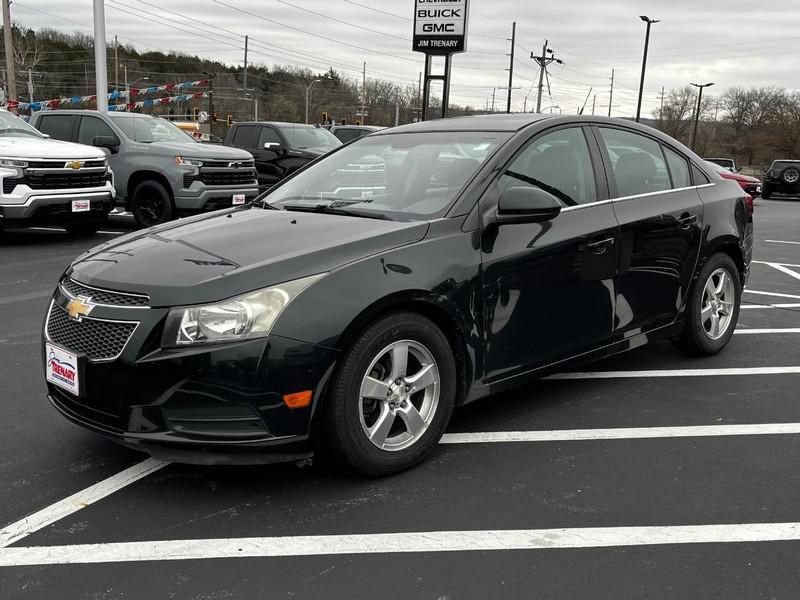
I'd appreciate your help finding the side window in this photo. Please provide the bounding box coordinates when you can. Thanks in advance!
[692,163,710,185]
[77,117,116,146]
[498,127,597,206]
[663,146,691,189]
[36,115,77,142]
[231,125,257,149]
[597,127,670,197]
[257,126,282,147]
[335,129,360,143]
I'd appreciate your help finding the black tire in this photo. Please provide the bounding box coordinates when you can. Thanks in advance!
[676,253,741,356]
[324,312,457,477]
[64,222,99,236]
[761,184,771,199]
[131,180,174,228]
[781,167,800,186]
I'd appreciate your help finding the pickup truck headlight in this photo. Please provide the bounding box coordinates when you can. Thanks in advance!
[162,273,326,347]
[0,158,28,168]
[175,155,203,167]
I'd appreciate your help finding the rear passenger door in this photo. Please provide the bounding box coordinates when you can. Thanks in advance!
[35,114,79,142]
[592,126,704,335]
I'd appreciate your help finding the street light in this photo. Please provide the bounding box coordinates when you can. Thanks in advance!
[305,79,321,124]
[689,82,714,151]
[635,15,660,123]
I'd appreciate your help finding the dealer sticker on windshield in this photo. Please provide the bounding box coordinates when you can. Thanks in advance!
[71,200,90,212]
[45,342,79,395]
[232,194,246,205]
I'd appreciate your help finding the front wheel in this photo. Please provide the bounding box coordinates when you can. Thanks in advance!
[676,253,741,355]
[131,180,174,228]
[325,312,457,476]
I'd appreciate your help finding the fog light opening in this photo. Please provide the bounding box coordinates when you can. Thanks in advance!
[283,390,313,409]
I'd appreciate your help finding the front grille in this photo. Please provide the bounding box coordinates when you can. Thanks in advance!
[183,174,197,188]
[26,172,107,190]
[199,170,257,186]
[27,160,106,169]
[61,278,150,307]
[46,303,138,361]
[3,178,18,194]
[202,160,254,169]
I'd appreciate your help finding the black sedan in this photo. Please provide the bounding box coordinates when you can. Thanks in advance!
[43,114,753,476]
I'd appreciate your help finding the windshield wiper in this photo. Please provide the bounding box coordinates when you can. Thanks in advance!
[281,200,389,220]
[250,198,279,210]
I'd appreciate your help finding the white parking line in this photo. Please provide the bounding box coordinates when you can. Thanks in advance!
[744,290,800,300]
[0,458,167,549]
[546,366,800,380]
[5,522,800,566]
[765,240,800,245]
[763,262,800,282]
[734,328,800,334]
[753,260,800,269]
[741,303,800,309]
[441,423,800,444]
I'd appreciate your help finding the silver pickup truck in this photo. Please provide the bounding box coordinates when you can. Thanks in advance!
[31,111,259,228]
[0,109,114,235]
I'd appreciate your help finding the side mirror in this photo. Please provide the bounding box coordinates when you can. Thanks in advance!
[263,142,284,153]
[93,135,119,153]
[494,186,562,224]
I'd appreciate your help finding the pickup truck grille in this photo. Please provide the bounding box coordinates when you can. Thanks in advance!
[202,160,255,169]
[4,172,108,193]
[27,160,106,169]
[199,171,257,186]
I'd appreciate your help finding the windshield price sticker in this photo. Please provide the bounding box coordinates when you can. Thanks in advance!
[413,0,469,55]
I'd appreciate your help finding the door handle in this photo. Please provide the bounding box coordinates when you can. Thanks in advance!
[586,237,615,254]
[678,213,698,229]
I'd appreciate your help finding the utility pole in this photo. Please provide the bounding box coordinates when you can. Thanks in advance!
[242,34,249,119]
[114,35,119,92]
[2,0,16,112]
[532,40,563,113]
[659,86,665,120]
[27,67,32,103]
[361,62,366,124]
[207,73,214,135]
[608,68,614,117]
[689,81,714,151]
[506,21,516,113]
[491,87,496,112]
[395,90,400,126]
[304,79,320,124]
[417,72,421,117]
[93,0,108,112]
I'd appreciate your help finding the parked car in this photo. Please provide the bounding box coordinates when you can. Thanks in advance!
[705,160,760,209]
[0,109,114,235]
[761,159,800,199]
[31,110,259,228]
[329,125,386,144]
[43,114,752,476]
[705,157,739,173]
[224,121,341,192]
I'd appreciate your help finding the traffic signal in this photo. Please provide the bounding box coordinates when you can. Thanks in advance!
[340,118,347,125]
[322,111,328,124]
[192,106,199,121]
[355,119,362,126]
[226,114,233,126]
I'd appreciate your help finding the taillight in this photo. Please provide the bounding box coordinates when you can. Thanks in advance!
[744,193,754,215]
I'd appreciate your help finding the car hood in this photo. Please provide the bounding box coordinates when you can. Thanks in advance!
[148,141,253,161]
[68,208,429,306]
[0,136,106,160]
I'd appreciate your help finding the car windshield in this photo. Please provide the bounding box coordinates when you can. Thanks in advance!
[110,115,196,144]
[707,158,734,169]
[0,110,43,137]
[705,161,733,175]
[266,131,509,220]
[277,125,341,150]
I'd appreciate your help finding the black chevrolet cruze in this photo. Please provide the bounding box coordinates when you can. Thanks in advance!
[43,114,753,476]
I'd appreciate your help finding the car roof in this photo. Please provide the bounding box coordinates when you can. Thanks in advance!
[237,121,318,128]
[382,113,555,133]
[333,125,385,130]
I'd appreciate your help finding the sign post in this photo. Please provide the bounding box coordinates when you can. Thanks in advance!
[412,0,469,120]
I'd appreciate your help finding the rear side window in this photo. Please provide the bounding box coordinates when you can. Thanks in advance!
[335,129,361,143]
[499,126,597,206]
[692,164,710,185]
[77,116,116,146]
[231,125,257,148]
[663,146,691,189]
[597,127,671,197]
[257,127,282,147]
[36,115,77,141]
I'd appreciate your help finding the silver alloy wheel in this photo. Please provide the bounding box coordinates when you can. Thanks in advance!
[700,267,735,340]
[358,339,440,452]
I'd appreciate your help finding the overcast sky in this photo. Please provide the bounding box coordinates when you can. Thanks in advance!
[11,0,800,116]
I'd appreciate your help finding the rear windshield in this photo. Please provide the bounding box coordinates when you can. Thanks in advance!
[707,158,734,169]
[772,161,800,170]
[277,125,341,150]
[110,114,195,144]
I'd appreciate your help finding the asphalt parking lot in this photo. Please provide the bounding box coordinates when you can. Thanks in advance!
[3,200,800,599]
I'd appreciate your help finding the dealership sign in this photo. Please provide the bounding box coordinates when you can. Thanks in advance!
[413,0,469,55]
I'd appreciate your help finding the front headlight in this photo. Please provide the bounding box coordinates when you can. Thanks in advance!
[0,158,27,168]
[175,155,203,167]
[162,273,326,347]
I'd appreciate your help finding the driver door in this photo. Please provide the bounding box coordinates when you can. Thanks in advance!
[481,125,620,382]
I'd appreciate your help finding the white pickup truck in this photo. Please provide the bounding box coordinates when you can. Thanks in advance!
[0,110,114,235]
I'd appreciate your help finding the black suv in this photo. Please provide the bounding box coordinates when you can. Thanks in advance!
[762,160,800,199]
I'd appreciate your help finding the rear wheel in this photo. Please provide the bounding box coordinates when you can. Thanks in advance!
[131,180,173,228]
[64,222,99,236]
[325,312,456,476]
[676,253,741,355]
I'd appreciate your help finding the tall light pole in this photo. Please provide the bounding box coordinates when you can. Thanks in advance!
[2,0,17,112]
[93,0,108,112]
[689,82,714,151]
[635,15,659,123]
[305,79,321,124]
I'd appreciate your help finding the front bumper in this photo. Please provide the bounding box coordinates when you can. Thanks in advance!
[0,190,114,224]
[174,184,260,211]
[43,285,338,464]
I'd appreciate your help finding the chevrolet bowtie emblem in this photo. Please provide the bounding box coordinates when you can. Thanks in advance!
[66,296,95,321]
[66,160,84,170]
